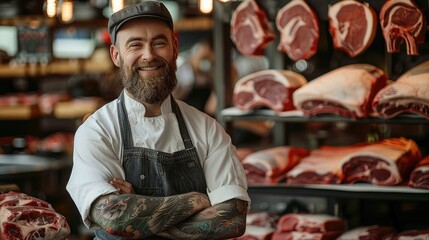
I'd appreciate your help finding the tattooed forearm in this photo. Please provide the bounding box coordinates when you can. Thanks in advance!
[90,192,210,238]
[158,199,248,240]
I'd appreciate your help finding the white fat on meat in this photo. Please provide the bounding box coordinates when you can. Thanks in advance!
[293,64,385,118]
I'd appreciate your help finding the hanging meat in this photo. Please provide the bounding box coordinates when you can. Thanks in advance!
[379,0,426,55]
[233,69,307,113]
[328,0,378,57]
[276,0,319,61]
[230,0,275,56]
[372,60,429,120]
[409,155,429,190]
[293,64,387,118]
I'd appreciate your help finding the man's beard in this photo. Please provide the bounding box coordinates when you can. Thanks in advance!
[120,57,177,105]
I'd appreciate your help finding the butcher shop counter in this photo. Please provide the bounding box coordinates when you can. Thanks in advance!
[0,154,72,195]
[0,154,72,177]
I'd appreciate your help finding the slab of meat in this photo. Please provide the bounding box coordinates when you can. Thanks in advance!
[233,69,307,113]
[246,211,279,228]
[409,155,429,190]
[0,191,51,208]
[293,64,387,118]
[276,213,347,233]
[0,206,70,240]
[372,60,429,120]
[340,138,422,186]
[243,146,310,184]
[337,225,396,240]
[390,229,429,239]
[380,0,426,55]
[328,0,377,57]
[272,230,344,240]
[0,191,70,240]
[232,212,279,240]
[230,0,275,56]
[275,0,319,61]
[234,225,275,240]
[285,146,350,185]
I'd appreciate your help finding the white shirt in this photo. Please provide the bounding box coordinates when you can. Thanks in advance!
[66,92,250,228]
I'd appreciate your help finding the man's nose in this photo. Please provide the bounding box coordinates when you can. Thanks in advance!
[141,46,155,61]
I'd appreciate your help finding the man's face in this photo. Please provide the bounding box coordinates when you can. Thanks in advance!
[111,18,178,104]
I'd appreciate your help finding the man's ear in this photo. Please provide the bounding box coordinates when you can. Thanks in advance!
[110,44,121,67]
[173,36,179,60]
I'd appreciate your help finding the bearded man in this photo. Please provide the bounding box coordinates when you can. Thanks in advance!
[66,1,250,239]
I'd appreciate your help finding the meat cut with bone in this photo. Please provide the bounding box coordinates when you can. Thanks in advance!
[328,0,377,57]
[0,191,70,240]
[233,69,307,113]
[230,0,275,56]
[242,146,309,184]
[372,60,429,120]
[380,0,426,55]
[293,64,387,118]
[276,213,347,233]
[409,155,429,190]
[276,0,319,61]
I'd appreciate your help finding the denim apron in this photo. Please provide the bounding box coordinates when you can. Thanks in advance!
[95,92,207,239]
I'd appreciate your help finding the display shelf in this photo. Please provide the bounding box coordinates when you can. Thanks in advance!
[248,183,429,201]
[221,107,429,124]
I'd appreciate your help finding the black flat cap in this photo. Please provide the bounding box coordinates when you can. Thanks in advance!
[108,1,173,44]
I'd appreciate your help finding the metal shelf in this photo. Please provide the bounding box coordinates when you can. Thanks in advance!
[221,107,429,125]
[249,183,429,201]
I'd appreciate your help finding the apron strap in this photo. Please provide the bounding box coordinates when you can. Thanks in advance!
[170,96,194,149]
[117,91,134,147]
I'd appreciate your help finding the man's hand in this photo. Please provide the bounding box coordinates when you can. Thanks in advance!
[110,178,135,194]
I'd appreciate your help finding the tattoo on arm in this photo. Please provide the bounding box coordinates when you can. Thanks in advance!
[158,199,248,240]
[89,192,210,238]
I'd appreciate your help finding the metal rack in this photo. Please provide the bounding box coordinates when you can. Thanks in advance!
[212,0,429,221]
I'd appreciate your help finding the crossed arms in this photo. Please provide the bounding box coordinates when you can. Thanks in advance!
[89,179,248,239]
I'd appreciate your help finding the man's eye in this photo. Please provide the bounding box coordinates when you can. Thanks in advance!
[129,43,141,48]
[154,41,167,47]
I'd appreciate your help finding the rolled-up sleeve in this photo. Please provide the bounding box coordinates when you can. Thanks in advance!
[203,120,251,206]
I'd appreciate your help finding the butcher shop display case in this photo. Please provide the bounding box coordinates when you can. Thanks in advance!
[213,0,429,232]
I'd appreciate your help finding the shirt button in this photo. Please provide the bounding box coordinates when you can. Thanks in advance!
[140,174,145,180]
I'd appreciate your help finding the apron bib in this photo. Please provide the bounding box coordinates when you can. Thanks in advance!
[95,92,207,240]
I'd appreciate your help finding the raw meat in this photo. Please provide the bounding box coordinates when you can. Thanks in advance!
[242,146,309,184]
[233,69,307,113]
[380,0,426,55]
[372,60,429,120]
[328,0,377,57]
[0,191,51,208]
[276,0,319,61]
[276,213,347,233]
[409,155,429,190]
[285,146,348,185]
[337,225,396,240]
[293,64,387,118]
[230,0,275,56]
[272,230,343,240]
[246,211,279,228]
[0,191,70,240]
[390,229,429,239]
[234,225,275,240]
[340,138,422,186]
[286,138,421,186]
